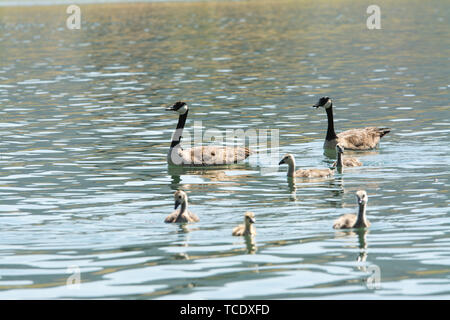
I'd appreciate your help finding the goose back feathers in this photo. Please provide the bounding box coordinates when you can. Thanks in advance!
[169,145,252,166]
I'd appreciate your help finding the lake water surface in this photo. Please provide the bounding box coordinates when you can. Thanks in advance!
[0,0,449,299]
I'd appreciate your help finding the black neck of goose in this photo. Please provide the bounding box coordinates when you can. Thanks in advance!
[336,151,343,167]
[170,110,188,148]
[325,104,337,141]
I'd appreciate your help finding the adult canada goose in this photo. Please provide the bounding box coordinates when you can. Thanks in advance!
[232,211,256,236]
[313,97,391,150]
[333,190,370,229]
[164,190,199,223]
[166,101,251,166]
[279,153,334,178]
[332,144,363,170]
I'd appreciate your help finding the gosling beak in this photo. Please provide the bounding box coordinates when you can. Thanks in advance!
[174,200,181,209]
[279,159,285,165]
[165,105,176,111]
[249,217,256,224]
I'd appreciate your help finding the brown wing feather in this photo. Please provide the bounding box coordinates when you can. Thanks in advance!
[336,127,390,150]
[180,146,251,166]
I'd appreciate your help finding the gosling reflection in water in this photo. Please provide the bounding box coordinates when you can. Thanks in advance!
[244,235,257,254]
[173,252,190,260]
[355,229,369,271]
[283,176,344,204]
[174,223,200,234]
[287,177,297,201]
[334,227,370,270]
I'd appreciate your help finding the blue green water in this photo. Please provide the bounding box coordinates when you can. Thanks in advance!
[0,0,449,299]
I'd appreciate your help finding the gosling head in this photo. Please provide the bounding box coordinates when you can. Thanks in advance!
[174,190,188,209]
[356,190,368,206]
[278,153,295,166]
[166,101,188,115]
[336,144,345,154]
[244,211,256,224]
[313,96,332,109]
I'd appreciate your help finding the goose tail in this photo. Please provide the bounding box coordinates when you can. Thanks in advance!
[378,127,391,137]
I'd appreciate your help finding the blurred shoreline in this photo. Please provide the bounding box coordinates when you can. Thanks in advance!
[0,0,221,8]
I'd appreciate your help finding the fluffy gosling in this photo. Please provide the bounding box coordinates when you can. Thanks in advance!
[333,190,371,229]
[332,144,363,171]
[164,190,200,223]
[279,153,334,178]
[232,211,256,236]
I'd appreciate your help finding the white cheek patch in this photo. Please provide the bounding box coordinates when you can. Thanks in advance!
[177,105,188,115]
[324,100,332,109]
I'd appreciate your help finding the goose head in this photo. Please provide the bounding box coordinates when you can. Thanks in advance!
[245,211,256,224]
[313,96,332,109]
[174,190,188,209]
[278,153,295,166]
[166,101,188,115]
[336,144,344,154]
[356,190,368,206]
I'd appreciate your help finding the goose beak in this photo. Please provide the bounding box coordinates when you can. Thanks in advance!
[312,103,320,108]
[174,200,181,209]
[165,105,175,111]
[278,159,285,165]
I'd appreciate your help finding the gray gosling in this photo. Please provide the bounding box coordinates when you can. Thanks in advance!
[232,211,256,236]
[313,97,390,150]
[332,144,363,170]
[164,190,200,223]
[333,190,371,229]
[279,153,334,178]
[166,101,251,166]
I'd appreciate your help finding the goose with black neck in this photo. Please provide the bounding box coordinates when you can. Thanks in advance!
[313,97,391,150]
[166,101,252,166]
